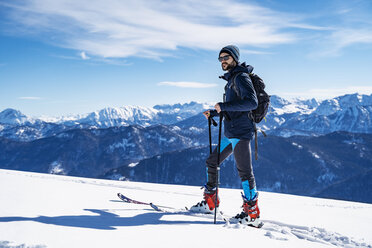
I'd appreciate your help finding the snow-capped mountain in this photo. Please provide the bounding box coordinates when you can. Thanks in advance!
[269,95,319,115]
[57,101,213,127]
[267,93,372,136]
[0,108,29,125]
[1,94,372,204]
[154,101,212,118]
[316,93,372,115]
[0,102,214,141]
[1,93,372,141]
[67,106,160,127]
[0,92,371,145]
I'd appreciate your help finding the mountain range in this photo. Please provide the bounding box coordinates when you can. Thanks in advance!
[0,102,213,141]
[1,93,372,203]
[1,93,372,142]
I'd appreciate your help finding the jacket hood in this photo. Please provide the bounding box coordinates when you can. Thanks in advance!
[219,62,254,81]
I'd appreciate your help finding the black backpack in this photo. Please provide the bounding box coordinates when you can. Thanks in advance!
[231,72,270,123]
[231,72,270,160]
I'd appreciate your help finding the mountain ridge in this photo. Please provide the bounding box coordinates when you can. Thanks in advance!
[2,93,372,141]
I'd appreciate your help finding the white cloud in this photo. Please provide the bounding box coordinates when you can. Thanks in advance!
[51,53,132,66]
[18,97,42,100]
[314,28,372,56]
[310,2,372,57]
[158,81,217,88]
[2,0,320,60]
[80,51,90,60]
[240,49,274,55]
[277,86,372,100]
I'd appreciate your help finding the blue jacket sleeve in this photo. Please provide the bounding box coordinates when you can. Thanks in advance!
[219,73,258,112]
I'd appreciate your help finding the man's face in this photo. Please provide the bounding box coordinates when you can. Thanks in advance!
[219,52,235,71]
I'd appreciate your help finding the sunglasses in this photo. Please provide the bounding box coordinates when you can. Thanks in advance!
[218,55,231,62]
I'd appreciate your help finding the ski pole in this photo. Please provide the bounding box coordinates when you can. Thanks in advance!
[208,116,217,154]
[214,112,223,224]
[208,117,212,154]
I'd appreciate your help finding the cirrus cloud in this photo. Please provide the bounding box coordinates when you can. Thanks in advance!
[158,81,217,88]
[1,0,321,60]
[278,86,372,100]
[18,96,42,100]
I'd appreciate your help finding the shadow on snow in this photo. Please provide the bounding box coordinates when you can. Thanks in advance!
[0,208,217,230]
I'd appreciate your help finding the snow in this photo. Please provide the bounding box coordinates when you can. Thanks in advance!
[270,96,318,115]
[0,169,371,248]
[189,126,203,133]
[0,109,28,125]
[311,151,321,159]
[108,139,136,152]
[128,162,139,168]
[171,126,181,131]
[292,142,303,149]
[317,173,336,183]
[48,161,65,175]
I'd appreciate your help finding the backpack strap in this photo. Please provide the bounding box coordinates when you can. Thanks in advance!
[231,72,256,122]
[230,72,243,99]
[254,126,258,160]
[253,124,267,160]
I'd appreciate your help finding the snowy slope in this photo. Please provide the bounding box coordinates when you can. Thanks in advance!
[0,169,371,248]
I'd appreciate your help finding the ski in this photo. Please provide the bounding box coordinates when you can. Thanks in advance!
[117,192,169,211]
[226,216,264,228]
[117,192,191,212]
[117,192,222,220]
[117,192,263,228]
[155,204,229,223]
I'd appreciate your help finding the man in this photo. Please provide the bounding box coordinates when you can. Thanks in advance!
[190,45,261,226]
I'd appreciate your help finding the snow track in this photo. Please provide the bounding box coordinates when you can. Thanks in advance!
[259,220,371,247]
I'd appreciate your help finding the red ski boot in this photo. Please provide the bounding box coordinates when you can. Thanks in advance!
[190,185,219,214]
[232,193,263,228]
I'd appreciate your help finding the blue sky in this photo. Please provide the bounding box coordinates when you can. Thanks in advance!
[1,0,372,117]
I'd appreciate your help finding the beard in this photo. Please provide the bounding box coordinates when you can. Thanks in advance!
[221,62,235,71]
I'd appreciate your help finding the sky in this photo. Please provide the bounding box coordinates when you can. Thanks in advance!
[1,0,372,117]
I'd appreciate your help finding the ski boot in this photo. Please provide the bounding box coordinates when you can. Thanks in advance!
[190,185,219,214]
[231,192,263,228]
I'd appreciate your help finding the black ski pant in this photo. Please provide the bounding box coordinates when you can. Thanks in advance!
[206,137,256,190]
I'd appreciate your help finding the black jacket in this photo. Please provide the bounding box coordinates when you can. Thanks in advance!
[216,63,258,139]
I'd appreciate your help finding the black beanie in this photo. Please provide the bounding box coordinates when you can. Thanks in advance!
[219,45,240,62]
